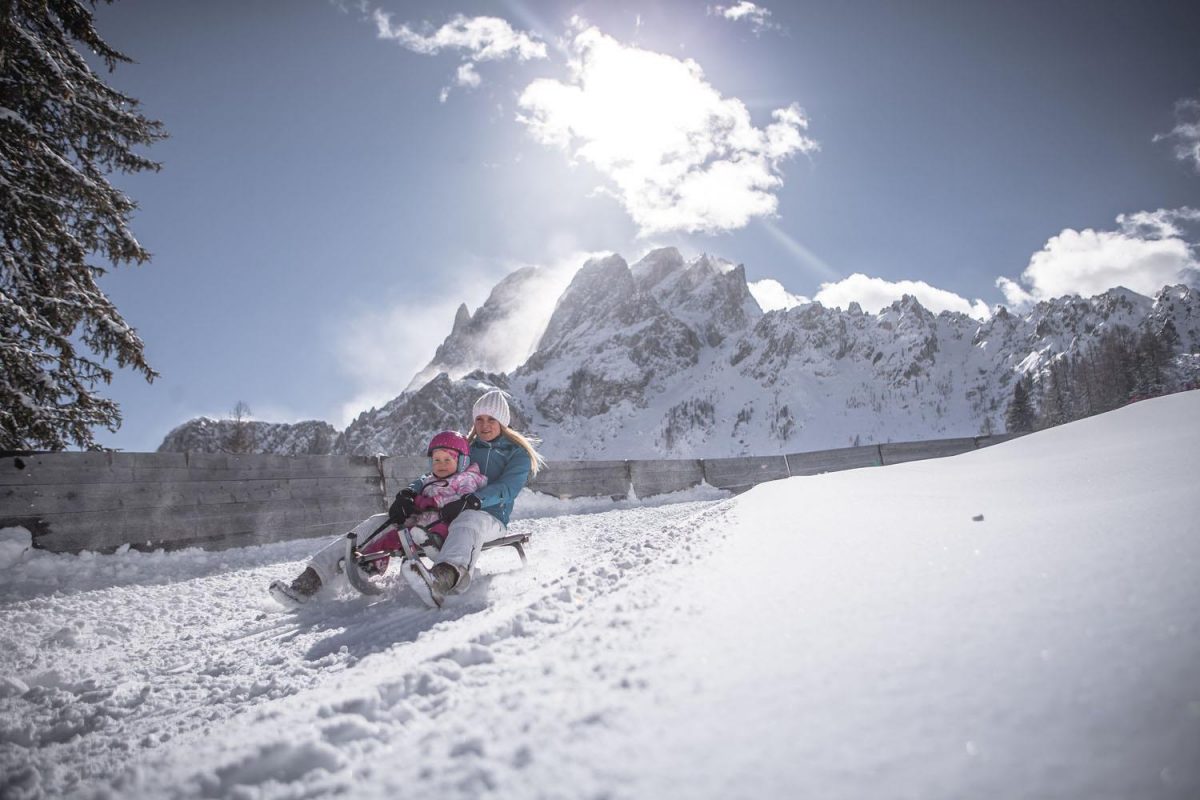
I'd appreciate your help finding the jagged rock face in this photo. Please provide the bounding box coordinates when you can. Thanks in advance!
[405,266,565,392]
[1150,284,1200,350]
[157,419,338,455]
[334,371,518,456]
[635,249,763,347]
[518,254,702,425]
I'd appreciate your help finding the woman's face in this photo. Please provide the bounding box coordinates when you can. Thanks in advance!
[474,414,502,442]
[430,449,458,478]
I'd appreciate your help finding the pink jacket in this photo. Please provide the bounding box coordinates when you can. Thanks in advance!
[406,463,488,532]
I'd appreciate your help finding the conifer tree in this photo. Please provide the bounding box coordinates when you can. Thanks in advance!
[1,0,165,451]
[1037,359,1072,429]
[1004,377,1035,434]
[1133,328,1171,397]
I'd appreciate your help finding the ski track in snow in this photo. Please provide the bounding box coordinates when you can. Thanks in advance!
[0,500,731,799]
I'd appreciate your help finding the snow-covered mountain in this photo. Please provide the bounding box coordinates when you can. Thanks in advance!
[157,249,1200,458]
[404,264,578,392]
[335,248,1200,458]
[157,418,337,456]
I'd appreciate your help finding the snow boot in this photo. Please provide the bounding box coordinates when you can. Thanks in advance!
[269,567,322,608]
[402,561,459,608]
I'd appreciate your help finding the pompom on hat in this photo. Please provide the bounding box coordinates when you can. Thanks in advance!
[472,389,511,427]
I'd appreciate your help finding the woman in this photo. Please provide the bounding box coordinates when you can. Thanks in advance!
[269,389,543,608]
[398,389,544,606]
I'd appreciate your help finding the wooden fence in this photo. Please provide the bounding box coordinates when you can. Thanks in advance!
[0,434,1019,553]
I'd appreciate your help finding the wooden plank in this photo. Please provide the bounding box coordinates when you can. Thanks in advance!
[879,437,978,466]
[528,461,630,499]
[785,445,881,476]
[703,456,789,490]
[178,454,380,479]
[975,433,1022,449]
[24,496,384,553]
[185,453,292,471]
[141,521,349,554]
[119,452,188,469]
[15,493,377,538]
[630,459,704,498]
[37,516,359,554]
[0,460,382,486]
[1,476,381,516]
[381,457,430,482]
[0,453,128,486]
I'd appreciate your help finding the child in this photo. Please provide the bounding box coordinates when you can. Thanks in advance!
[269,430,487,607]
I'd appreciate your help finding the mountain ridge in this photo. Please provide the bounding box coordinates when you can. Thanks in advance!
[158,249,1200,458]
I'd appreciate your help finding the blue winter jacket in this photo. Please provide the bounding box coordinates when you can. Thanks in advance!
[408,434,531,525]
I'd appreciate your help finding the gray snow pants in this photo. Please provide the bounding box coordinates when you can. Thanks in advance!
[307,509,506,593]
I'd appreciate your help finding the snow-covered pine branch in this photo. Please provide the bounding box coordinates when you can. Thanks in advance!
[0,0,166,450]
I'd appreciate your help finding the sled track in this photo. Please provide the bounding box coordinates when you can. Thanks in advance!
[0,500,730,799]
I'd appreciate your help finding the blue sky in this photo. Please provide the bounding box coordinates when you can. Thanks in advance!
[90,0,1199,451]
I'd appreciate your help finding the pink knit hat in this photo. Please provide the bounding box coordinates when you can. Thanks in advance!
[472,389,511,427]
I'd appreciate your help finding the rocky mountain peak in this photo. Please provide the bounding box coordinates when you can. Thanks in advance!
[534,254,637,353]
[631,247,687,292]
[450,303,471,336]
[407,265,555,391]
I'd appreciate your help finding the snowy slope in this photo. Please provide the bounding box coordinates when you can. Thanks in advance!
[4,392,1199,799]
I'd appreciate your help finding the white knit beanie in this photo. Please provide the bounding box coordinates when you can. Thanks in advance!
[472,389,511,427]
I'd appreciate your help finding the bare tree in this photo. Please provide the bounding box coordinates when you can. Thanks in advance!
[227,401,255,454]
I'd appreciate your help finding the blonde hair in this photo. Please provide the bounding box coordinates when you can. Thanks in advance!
[469,423,546,478]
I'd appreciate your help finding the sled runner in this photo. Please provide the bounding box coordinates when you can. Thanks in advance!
[342,519,530,596]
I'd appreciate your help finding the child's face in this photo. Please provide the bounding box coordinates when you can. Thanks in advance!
[430,449,458,478]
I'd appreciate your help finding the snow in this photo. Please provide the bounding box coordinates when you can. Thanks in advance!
[0,527,33,570]
[3,391,1199,799]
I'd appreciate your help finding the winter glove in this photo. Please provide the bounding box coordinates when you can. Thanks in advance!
[413,494,438,511]
[388,489,418,523]
[439,494,481,525]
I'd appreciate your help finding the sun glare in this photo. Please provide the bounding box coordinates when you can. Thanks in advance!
[518,22,816,236]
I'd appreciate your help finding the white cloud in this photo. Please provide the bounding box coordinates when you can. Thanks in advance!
[373,12,547,100]
[329,0,369,15]
[516,23,816,236]
[708,2,781,34]
[748,278,809,311]
[373,12,547,60]
[814,274,991,320]
[456,62,482,89]
[1154,96,1200,173]
[996,208,1200,310]
[439,62,483,103]
[332,289,485,428]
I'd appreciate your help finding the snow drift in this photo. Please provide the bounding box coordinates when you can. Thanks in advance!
[2,392,1198,799]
